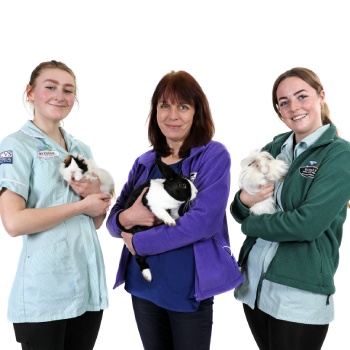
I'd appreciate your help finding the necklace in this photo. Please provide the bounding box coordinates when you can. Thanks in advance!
[59,130,66,150]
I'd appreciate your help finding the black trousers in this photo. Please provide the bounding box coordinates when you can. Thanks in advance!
[13,310,103,350]
[132,295,213,350]
[243,303,329,350]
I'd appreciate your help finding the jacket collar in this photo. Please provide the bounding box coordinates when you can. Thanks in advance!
[138,143,208,168]
[272,124,336,152]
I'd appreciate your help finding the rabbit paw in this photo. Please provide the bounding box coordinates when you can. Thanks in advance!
[164,219,176,226]
[142,269,152,282]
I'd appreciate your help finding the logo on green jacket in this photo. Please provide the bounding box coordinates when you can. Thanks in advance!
[299,161,318,178]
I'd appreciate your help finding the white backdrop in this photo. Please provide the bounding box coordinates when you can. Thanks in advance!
[1,1,349,349]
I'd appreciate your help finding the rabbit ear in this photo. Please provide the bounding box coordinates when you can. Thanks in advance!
[155,159,176,179]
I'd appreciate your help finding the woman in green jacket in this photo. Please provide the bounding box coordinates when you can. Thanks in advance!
[231,67,350,350]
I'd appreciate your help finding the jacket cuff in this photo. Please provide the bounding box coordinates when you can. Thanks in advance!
[116,210,128,231]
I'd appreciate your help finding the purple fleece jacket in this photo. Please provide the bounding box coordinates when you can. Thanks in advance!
[106,140,243,301]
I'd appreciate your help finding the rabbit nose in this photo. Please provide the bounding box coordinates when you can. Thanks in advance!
[260,165,269,174]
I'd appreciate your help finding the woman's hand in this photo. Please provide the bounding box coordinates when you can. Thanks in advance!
[121,231,136,255]
[240,182,275,208]
[119,188,161,230]
[80,193,111,217]
[70,174,101,197]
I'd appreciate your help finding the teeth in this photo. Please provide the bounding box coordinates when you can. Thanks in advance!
[293,114,305,121]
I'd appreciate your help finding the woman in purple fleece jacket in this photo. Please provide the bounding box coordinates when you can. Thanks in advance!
[106,70,243,350]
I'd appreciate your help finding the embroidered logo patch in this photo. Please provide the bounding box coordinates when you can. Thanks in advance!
[299,161,318,178]
[37,145,59,159]
[0,150,13,164]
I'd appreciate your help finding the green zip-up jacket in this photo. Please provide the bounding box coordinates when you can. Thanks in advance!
[231,124,350,294]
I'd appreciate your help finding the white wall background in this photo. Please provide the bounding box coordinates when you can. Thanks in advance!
[1,1,349,349]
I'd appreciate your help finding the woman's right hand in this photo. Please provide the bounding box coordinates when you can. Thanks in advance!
[80,193,111,217]
[119,188,161,230]
[121,231,136,255]
[240,183,275,208]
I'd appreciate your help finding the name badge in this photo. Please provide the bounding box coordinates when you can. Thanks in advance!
[37,145,59,159]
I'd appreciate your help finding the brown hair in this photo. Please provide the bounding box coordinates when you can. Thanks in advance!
[147,70,215,158]
[272,67,332,127]
[273,68,349,208]
[27,60,77,97]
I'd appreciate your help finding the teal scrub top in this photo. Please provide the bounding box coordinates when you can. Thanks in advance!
[0,121,108,323]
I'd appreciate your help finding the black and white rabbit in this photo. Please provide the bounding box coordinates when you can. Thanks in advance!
[124,159,198,282]
[239,149,289,215]
[60,153,115,197]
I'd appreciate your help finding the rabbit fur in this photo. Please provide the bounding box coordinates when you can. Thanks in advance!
[239,149,289,215]
[124,159,198,282]
[60,153,115,197]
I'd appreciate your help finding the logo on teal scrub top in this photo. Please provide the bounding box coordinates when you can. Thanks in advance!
[0,150,13,164]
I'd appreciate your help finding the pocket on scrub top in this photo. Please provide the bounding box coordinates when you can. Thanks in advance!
[24,239,77,303]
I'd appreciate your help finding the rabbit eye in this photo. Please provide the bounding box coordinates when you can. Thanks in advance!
[179,183,187,189]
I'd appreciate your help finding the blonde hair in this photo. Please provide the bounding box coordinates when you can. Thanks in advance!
[25,60,78,113]
[28,60,77,93]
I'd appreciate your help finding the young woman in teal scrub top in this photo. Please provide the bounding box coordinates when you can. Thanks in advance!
[0,60,111,350]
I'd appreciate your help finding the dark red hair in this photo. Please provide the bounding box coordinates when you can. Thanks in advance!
[148,70,215,158]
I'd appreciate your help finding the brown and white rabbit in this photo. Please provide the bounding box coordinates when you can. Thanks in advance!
[60,153,115,197]
[239,149,289,215]
[124,159,198,282]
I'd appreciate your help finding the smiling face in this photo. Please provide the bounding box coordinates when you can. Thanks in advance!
[156,100,195,150]
[276,76,325,143]
[26,68,76,125]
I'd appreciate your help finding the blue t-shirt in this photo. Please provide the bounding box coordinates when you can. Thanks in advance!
[125,159,200,312]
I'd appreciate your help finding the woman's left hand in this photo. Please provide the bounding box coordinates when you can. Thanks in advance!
[240,182,275,208]
[70,174,101,198]
[121,231,136,255]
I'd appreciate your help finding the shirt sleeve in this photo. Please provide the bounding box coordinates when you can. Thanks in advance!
[0,135,33,201]
[106,157,143,238]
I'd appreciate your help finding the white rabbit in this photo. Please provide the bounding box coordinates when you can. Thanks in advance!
[239,149,289,215]
[124,159,198,282]
[60,153,115,198]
